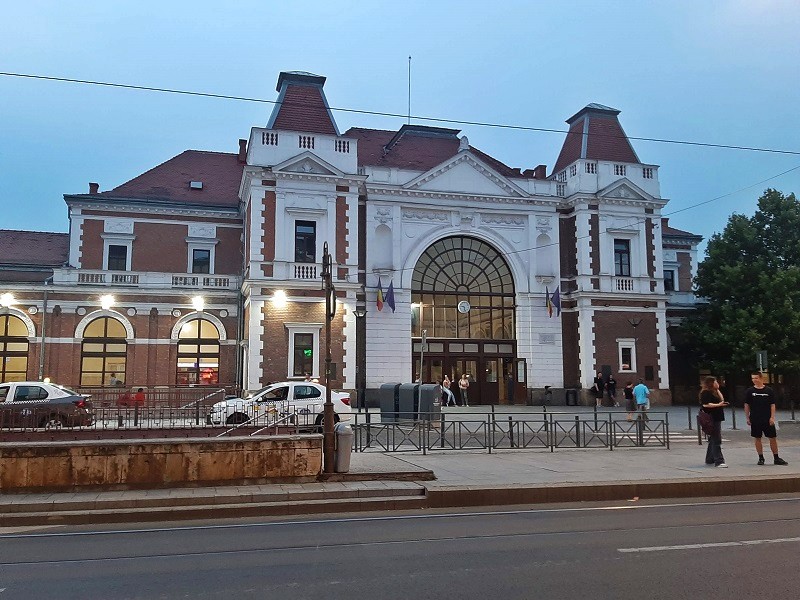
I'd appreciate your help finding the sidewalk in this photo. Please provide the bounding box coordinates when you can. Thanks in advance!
[2,427,799,527]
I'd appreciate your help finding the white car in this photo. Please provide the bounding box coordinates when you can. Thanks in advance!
[207,381,352,428]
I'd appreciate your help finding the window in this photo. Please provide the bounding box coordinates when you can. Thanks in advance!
[569,165,577,177]
[192,249,211,274]
[13,385,48,401]
[295,221,316,263]
[585,162,597,174]
[664,270,676,292]
[80,317,127,386]
[107,245,128,271]
[618,339,637,372]
[293,385,322,400]
[556,184,566,197]
[614,239,631,277]
[557,171,567,182]
[176,318,220,385]
[293,333,314,377]
[0,315,29,382]
[643,167,654,179]
[0,386,8,402]
[614,164,626,176]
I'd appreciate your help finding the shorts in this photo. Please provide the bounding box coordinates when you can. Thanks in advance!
[750,421,777,438]
[625,398,636,412]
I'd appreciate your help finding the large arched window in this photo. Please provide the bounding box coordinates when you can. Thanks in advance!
[80,317,128,386]
[0,314,29,382]
[411,236,515,339]
[176,318,220,385]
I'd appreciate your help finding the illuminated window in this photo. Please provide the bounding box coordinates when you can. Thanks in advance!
[176,318,220,385]
[0,315,29,382]
[80,317,127,386]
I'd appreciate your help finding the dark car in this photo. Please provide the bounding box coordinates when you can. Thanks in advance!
[0,381,94,429]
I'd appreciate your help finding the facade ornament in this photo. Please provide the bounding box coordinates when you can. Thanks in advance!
[402,209,449,222]
[458,136,469,152]
[535,217,552,234]
[482,214,525,227]
[375,207,392,224]
[104,219,133,234]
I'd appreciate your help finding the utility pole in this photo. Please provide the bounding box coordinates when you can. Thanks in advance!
[321,242,336,473]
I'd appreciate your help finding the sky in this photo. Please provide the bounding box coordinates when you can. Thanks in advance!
[2,0,799,258]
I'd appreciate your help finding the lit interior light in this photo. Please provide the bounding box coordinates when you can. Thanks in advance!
[43,377,51,384]
[100,295,115,310]
[0,293,15,308]
[272,290,287,308]
[192,296,205,312]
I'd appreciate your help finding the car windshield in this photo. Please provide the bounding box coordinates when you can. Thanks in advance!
[52,384,80,396]
[251,385,289,402]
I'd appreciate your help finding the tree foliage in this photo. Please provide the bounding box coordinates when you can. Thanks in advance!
[681,189,800,375]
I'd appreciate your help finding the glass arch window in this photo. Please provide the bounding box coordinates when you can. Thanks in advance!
[411,236,515,339]
[176,318,220,385]
[80,317,128,386]
[0,315,30,382]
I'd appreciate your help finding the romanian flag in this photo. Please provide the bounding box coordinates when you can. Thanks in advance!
[376,277,384,312]
[546,286,553,317]
[551,286,561,317]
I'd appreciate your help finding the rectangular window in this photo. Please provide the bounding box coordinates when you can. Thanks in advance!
[664,270,676,292]
[643,167,654,179]
[614,239,631,276]
[569,165,577,177]
[557,171,567,182]
[618,339,636,372]
[107,245,128,271]
[614,164,626,176]
[585,162,597,174]
[293,333,314,377]
[294,221,316,263]
[192,249,211,274]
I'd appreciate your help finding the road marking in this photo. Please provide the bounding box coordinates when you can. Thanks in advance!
[0,526,58,534]
[619,537,800,553]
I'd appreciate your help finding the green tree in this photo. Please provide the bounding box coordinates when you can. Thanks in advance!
[681,189,800,376]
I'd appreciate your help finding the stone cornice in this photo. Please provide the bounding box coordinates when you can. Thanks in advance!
[365,185,560,207]
[65,197,240,219]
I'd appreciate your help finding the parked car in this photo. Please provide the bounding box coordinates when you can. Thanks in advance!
[207,381,351,428]
[0,381,94,429]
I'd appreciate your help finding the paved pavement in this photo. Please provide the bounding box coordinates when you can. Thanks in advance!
[1,417,799,526]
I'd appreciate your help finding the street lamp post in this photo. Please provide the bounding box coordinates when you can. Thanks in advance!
[321,242,336,473]
[353,305,367,413]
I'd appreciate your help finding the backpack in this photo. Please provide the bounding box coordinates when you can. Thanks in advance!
[697,410,715,435]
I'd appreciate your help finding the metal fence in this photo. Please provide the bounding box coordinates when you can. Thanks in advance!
[76,386,228,409]
[351,409,670,454]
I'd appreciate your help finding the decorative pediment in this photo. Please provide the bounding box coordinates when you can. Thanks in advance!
[402,152,527,198]
[597,178,654,202]
[272,151,343,177]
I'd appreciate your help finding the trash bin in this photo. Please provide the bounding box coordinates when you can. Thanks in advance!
[334,422,354,473]
[417,383,442,421]
[379,383,401,423]
[565,388,578,406]
[398,383,420,422]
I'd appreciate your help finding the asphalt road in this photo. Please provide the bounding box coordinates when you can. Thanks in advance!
[1,496,800,599]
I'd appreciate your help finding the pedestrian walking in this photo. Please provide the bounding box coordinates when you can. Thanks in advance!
[606,375,619,407]
[633,379,650,420]
[744,371,788,466]
[592,372,605,408]
[699,376,728,468]
[442,375,456,407]
[623,381,635,420]
[458,374,470,406]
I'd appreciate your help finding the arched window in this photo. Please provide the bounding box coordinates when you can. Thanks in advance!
[0,315,29,382]
[80,317,128,386]
[176,318,220,385]
[411,236,515,339]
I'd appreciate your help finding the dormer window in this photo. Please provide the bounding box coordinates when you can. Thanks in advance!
[557,171,567,183]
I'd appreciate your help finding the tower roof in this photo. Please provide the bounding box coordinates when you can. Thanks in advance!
[267,71,339,136]
[553,103,639,174]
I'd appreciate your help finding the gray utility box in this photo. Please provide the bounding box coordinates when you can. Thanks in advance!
[379,383,401,423]
[417,384,442,421]
[398,383,420,422]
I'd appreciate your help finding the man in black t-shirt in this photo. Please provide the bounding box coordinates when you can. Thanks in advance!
[744,371,788,466]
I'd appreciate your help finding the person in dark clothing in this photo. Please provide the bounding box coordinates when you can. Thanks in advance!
[606,375,619,407]
[623,381,635,420]
[592,372,605,408]
[700,376,729,468]
[744,371,788,465]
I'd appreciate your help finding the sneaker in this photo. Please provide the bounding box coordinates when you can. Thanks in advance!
[774,457,789,466]
[757,457,765,465]
[716,463,728,468]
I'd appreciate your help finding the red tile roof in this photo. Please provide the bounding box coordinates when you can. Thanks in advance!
[271,84,338,135]
[345,126,521,178]
[662,219,702,240]
[553,105,639,174]
[89,151,243,208]
[0,230,69,267]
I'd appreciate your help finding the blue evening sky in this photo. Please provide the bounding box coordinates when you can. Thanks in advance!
[2,1,799,257]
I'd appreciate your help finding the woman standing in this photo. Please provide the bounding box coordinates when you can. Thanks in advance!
[592,372,605,408]
[700,376,729,468]
[458,374,470,407]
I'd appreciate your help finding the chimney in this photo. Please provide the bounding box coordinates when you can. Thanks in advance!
[89,182,99,194]
[238,139,247,163]
[533,165,547,179]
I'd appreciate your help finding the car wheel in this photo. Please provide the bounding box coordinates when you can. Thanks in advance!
[41,415,66,430]
[314,413,340,434]
[226,412,249,425]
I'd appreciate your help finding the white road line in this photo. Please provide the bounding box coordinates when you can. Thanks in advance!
[619,537,800,553]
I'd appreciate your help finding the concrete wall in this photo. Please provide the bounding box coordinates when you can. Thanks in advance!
[0,435,321,492]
